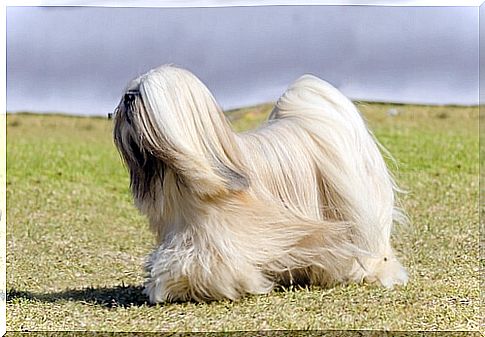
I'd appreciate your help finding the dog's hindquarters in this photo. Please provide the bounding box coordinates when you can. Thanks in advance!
[253,75,408,287]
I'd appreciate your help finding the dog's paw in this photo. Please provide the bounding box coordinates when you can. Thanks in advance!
[363,257,408,289]
[375,262,408,289]
[143,275,169,304]
[143,272,194,303]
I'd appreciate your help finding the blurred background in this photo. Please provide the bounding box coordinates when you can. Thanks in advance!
[7,5,479,116]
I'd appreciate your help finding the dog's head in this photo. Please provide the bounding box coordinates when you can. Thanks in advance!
[113,65,249,200]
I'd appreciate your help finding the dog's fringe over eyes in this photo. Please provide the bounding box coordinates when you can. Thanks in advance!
[112,64,408,303]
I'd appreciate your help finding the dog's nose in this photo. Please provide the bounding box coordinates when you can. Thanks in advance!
[108,113,113,119]
[124,93,136,106]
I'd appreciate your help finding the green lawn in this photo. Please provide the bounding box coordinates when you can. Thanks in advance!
[5,103,480,332]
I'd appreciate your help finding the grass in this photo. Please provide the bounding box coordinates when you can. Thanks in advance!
[5,102,480,332]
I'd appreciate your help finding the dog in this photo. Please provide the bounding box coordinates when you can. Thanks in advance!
[112,64,408,303]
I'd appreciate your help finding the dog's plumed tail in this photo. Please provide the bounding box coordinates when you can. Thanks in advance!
[263,74,408,287]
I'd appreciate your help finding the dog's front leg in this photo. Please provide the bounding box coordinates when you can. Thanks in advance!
[143,230,274,303]
[143,241,197,303]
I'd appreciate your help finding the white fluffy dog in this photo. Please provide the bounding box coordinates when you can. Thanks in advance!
[112,65,408,303]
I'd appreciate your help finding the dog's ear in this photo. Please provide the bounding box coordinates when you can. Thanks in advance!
[134,66,249,196]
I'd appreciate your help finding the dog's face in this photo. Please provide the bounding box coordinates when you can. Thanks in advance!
[112,66,251,201]
[113,85,165,199]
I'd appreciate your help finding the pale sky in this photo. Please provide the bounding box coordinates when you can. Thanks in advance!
[7,5,479,115]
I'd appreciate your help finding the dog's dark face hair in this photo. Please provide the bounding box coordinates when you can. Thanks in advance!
[113,90,165,199]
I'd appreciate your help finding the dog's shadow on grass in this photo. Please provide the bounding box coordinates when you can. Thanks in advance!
[7,284,150,308]
[8,283,324,309]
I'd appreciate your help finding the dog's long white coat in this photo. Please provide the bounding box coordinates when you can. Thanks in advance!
[114,65,408,303]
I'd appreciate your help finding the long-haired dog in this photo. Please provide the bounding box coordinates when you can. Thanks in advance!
[113,65,408,303]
